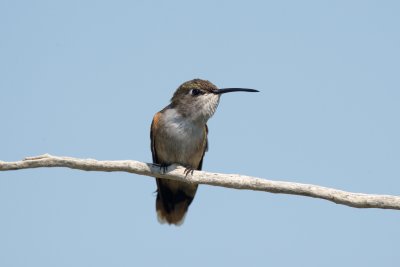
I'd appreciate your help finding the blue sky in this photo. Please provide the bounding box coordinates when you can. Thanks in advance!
[1,1,399,266]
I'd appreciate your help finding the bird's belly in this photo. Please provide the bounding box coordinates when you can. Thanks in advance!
[156,124,205,168]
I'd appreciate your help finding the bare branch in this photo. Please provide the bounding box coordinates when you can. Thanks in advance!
[1,154,399,210]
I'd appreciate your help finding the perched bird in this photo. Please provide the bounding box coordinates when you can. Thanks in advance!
[150,79,258,225]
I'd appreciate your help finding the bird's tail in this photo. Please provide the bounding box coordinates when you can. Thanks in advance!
[155,178,198,226]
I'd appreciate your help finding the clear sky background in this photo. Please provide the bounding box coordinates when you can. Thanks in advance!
[1,1,399,266]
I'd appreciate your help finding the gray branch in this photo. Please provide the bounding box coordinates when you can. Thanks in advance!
[1,154,399,210]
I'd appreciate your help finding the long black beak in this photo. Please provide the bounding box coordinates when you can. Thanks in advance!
[214,88,259,95]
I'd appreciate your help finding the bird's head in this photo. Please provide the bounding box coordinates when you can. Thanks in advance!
[171,79,258,123]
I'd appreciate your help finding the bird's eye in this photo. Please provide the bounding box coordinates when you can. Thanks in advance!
[190,89,202,96]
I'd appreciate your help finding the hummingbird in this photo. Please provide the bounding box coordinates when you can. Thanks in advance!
[150,79,258,225]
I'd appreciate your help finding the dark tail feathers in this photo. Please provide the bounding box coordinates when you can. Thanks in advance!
[156,179,197,225]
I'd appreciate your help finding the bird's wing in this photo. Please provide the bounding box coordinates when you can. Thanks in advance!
[197,124,208,171]
[150,111,162,164]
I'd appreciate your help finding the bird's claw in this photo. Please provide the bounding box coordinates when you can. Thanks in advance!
[184,168,195,177]
[157,163,170,174]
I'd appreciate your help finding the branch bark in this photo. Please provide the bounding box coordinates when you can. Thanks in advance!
[1,154,399,210]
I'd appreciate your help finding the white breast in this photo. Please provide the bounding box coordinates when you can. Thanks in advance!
[157,108,205,167]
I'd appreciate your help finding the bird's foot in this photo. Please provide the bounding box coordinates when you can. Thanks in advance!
[184,167,195,177]
[156,163,170,174]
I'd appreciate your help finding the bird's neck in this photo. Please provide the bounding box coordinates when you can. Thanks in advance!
[168,104,209,126]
